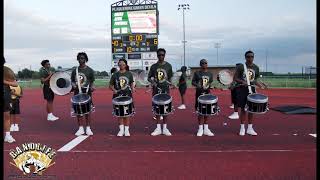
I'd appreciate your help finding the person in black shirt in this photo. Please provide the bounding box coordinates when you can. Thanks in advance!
[234,50,267,136]
[177,66,187,109]
[191,59,215,136]
[39,60,59,121]
[147,48,174,136]
[71,52,95,136]
[109,59,135,137]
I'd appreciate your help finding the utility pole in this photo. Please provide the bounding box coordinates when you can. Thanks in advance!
[214,43,221,64]
[178,4,190,66]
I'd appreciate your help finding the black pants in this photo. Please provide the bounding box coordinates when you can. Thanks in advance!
[43,84,54,101]
[10,99,20,114]
[3,85,12,112]
[235,86,256,109]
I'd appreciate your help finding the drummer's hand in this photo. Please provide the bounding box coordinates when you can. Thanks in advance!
[90,86,96,92]
[113,89,118,94]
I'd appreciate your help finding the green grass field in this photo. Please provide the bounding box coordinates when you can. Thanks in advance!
[18,78,316,89]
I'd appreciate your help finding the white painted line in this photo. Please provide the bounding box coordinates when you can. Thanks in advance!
[293,134,298,136]
[58,135,89,152]
[309,134,316,138]
[272,134,280,135]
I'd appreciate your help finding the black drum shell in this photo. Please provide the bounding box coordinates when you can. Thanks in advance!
[152,94,173,115]
[197,94,219,116]
[112,96,134,117]
[71,94,92,116]
[246,93,269,114]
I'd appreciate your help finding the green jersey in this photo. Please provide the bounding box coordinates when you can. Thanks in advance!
[234,63,260,85]
[192,70,213,92]
[147,61,173,89]
[71,66,95,88]
[39,67,55,85]
[110,71,134,95]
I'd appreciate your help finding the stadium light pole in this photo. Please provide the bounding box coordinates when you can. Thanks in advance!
[214,42,221,65]
[178,4,190,67]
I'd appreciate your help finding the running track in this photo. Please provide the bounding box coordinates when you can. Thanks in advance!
[4,88,316,180]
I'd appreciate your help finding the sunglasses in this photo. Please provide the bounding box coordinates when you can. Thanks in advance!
[200,62,207,65]
[246,55,254,58]
[157,54,165,57]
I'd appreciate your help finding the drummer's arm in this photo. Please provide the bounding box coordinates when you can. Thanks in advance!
[4,80,18,87]
[233,69,247,85]
[191,73,199,87]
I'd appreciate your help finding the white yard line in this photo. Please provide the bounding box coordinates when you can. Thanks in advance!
[57,135,89,152]
[309,134,316,138]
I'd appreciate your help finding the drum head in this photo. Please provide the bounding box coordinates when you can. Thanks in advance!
[112,96,133,105]
[71,93,91,104]
[152,93,172,105]
[218,69,233,85]
[198,94,218,104]
[247,93,268,103]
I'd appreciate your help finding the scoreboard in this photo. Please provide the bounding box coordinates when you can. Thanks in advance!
[111,1,159,70]
[112,34,158,53]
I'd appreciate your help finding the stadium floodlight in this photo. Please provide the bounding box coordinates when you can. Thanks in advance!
[178,4,190,67]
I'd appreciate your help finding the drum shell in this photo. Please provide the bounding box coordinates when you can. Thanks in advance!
[71,94,92,116]
[246,93,269,114]
[152,94,173,115]
[112,96,134,117]
[197,94,219,116]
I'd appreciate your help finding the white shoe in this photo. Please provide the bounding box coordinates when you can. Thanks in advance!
[4,135,16,143]
[124,129,130,137]
[86,127,93,136]
[246,127,258,136]
[14,124,19,132]
[10,124,15,132]
[196,128,203,136]
[117,130,124,137]
[162,128,172,136]
[47,114,59,121]
[151,127,162,136]
[75,127,85,136]
[229,104,234,109]
[177,104,186,109]
[239,127,246,136]
[228,112,239,119]
[153,116,163,120]
[203,128,214,136]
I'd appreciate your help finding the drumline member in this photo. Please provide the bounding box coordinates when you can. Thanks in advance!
[39,60,59,121]
[234,50,266,136]
[228,63,242,119]
[109,59,135,137]
[177,66,187,109]
[148,48,174,136]
[10,84,23,132]
[3,57,18,143]
[71,52,96,136]
[192,59,215,136]
[110,67,118,76]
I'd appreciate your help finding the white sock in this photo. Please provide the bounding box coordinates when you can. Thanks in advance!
[234,112,239,115]
[240,124,245,129]
[14,124,18,126]
[86,126,91,129]
[5,132,10,136]
[204,124,209,130]
[156,124,161,129]
[125,126,129,131]
[248,124,253,129]
[48,113,53,116]
[119,124,124,130]
[79,126,84,130]
[199,125,203,130]
[163,124,167,129]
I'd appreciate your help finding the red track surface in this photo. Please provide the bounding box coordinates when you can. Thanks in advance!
[4,88,316,180]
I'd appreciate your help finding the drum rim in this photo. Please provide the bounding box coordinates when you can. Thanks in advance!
[198,94,218,104]
[247,93,268,103]
[152,93,172,105]
[112,96,133,105]
[218,70,233,85]
[71,94,91,104]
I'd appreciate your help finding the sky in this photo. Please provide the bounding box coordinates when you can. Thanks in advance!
[4,0,316,73]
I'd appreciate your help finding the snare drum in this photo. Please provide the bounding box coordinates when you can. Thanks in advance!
[197,94,220,116]
[246,93,269,114]
[112,96,134,117]
[71,93,92,116]
[152,93,173,116]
